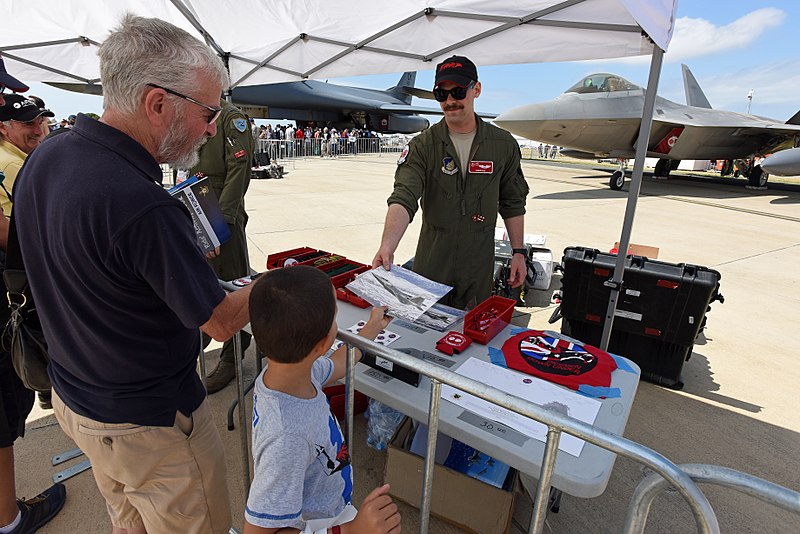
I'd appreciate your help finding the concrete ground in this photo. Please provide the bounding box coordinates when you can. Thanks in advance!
[14,155,800,533]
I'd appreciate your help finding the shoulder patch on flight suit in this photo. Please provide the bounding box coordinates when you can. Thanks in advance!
[441,157,457,175]
[232,118,247,133]
[397,144,410,165]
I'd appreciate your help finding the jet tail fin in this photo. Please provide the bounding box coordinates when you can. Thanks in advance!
[388,71,434,103]
[681,64,712,109]
[787,110,800,125]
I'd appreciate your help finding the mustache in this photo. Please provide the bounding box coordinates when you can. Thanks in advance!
[443,103,463,111]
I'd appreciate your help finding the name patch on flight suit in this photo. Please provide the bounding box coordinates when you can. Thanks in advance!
[469,161,493,174]
[234,149,247,159]
[441,157,457,175]
[233,118,248,133]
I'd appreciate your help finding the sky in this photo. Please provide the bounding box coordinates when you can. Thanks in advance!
[18,1,799,126]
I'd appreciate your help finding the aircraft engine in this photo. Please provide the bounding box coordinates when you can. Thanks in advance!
[368,113,429,134]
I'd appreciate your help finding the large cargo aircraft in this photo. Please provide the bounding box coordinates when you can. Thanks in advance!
[495,65,800,189]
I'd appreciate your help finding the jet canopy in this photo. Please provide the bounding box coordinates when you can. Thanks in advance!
[565,74,641,94]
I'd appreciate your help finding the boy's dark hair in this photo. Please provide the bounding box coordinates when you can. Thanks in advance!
[249,266,337,364]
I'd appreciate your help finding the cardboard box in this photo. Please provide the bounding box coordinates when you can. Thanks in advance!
[613,242,660,259]
[529,247,554,290]
[168,176,230,254]
[385,418,518,534]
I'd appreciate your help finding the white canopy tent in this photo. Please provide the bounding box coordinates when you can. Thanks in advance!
[1,0,675,87]
[3,3,714,533]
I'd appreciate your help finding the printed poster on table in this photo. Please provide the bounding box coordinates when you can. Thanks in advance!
[441,357,602,456]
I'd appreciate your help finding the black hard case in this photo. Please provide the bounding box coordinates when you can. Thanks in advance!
[558,246,722,388]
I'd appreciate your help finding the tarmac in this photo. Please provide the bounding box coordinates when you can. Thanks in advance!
[14,154,800,533]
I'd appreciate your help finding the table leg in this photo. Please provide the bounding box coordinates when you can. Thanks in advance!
[420,379,442,534]
[234,331,250,493]
[345,345,357,455]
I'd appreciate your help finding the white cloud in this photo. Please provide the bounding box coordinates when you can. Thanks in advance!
[693,60,800,118]
[665,7,785,63]
[585,7,786,65]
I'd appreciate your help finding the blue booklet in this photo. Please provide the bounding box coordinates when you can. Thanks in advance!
[443,439,512,489]
[168,175,231,254]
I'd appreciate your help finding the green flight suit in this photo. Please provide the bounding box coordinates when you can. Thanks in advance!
[388,116,529,310]
[190,100,255,361]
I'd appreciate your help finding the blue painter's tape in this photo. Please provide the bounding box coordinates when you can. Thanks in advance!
[488,346,507,368]
[611,354,636,374]
[577,385,621,399]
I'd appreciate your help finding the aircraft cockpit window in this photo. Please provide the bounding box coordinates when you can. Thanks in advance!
[566,75,641,94]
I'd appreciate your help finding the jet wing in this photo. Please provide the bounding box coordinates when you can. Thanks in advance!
[651,109,800,159]
[378,103,498,119]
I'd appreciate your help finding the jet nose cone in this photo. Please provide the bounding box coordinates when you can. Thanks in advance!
[496,103,548,123]
[495,103,549,139]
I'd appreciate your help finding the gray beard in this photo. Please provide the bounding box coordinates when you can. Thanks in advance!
[158,106,207,168]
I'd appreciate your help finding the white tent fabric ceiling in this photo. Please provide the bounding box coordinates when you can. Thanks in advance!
[1,0,679,357]
[1,0,676,88]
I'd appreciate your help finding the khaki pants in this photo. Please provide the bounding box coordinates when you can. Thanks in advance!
[52,391,231,533]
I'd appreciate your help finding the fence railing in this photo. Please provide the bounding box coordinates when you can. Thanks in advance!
[324,330,800,534]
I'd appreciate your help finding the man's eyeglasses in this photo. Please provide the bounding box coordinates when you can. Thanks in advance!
[146,83,222,124]
[433,82,475,103]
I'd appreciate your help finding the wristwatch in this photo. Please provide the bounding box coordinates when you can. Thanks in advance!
[512,247,528,256]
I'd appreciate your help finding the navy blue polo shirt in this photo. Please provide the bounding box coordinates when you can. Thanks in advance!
[14,114,226,426]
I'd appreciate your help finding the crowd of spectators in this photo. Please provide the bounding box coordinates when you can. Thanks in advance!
[253,123,382,162]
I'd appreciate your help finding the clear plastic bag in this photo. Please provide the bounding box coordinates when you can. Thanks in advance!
[365,399,405,450]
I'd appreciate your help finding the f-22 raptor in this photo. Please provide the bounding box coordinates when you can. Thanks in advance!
[495,65,800,189]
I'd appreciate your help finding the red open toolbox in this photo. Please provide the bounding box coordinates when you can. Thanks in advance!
[266,247,326,269]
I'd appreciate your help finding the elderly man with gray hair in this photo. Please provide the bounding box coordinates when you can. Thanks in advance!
[12,14,253,534]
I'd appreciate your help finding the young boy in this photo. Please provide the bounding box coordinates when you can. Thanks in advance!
[245,266,401,534]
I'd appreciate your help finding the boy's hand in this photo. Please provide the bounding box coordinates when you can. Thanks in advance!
[342,484,401,534]
[358,306,391,341]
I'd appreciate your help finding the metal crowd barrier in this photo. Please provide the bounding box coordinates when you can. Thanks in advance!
[222,312,800,533]
[255,137,386,162]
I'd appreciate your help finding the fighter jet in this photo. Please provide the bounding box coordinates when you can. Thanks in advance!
[495,65,800,190]
[48,71,494,134]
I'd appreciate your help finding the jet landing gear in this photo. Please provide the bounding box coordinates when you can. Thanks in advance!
[654,158,680,178]
[747,165,769,189]
[608,159,628,190]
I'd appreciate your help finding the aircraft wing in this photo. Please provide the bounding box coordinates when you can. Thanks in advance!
[378,103,498,119]
[651,109,800,159]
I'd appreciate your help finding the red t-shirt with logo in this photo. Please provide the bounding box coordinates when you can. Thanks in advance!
[501,330,617,390]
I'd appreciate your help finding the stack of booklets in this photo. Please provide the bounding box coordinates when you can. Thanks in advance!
[168,175,230,254]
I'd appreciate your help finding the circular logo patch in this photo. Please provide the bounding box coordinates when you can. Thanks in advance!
[517,334,597,376]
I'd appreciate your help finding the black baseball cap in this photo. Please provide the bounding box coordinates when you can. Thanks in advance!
[0,56,28,93]
[0,93,55,122]
[434,55,478,88]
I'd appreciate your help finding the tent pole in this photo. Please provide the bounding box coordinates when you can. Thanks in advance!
[599,45,665,351]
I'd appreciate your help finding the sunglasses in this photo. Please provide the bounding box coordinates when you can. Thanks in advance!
[433,82,475,103]
[146,83,222,124]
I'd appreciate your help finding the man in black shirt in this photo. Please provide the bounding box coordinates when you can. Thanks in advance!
[14,16,252,534]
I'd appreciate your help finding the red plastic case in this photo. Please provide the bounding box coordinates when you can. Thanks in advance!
[463,296,516,344]
[266,247,325,269]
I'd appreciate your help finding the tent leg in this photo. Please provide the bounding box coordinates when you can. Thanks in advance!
[600,45,665,351]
